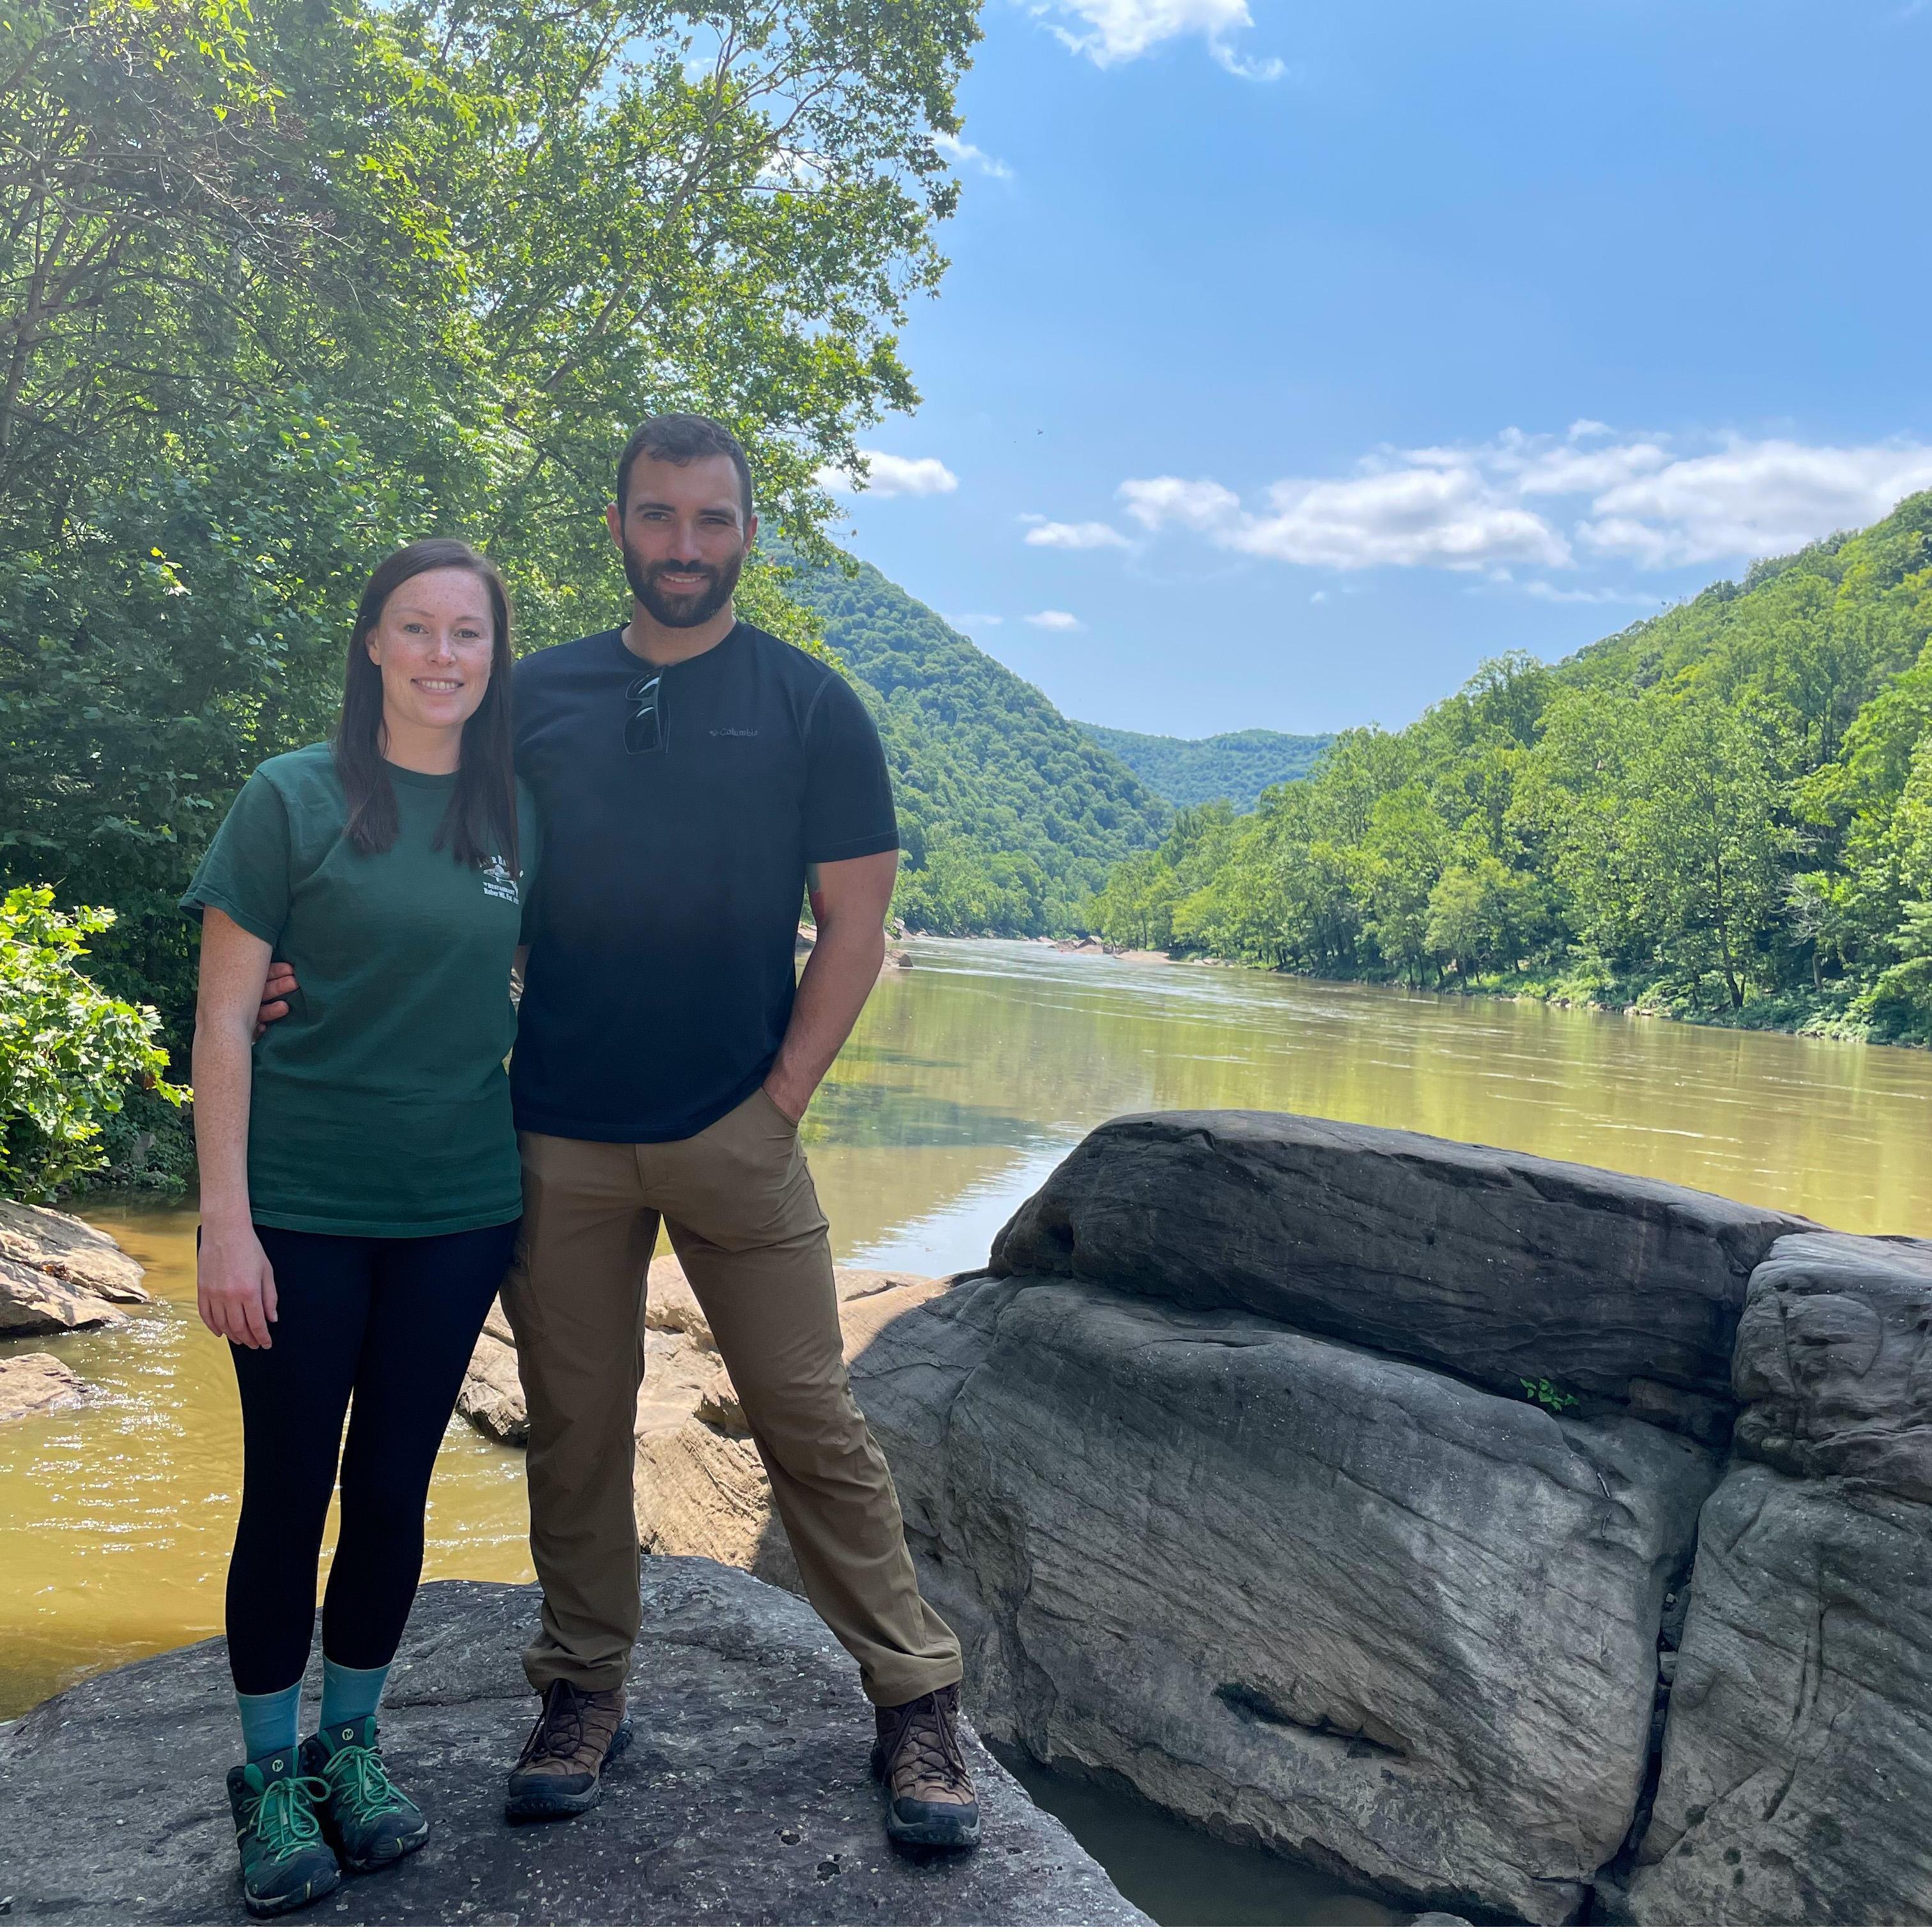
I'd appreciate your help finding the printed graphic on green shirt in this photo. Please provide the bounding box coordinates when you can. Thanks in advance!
[180,742,540,1238]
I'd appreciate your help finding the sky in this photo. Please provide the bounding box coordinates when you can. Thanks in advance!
[813,0,1932,739]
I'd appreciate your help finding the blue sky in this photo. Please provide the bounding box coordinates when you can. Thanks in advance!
[815,0,1932,739]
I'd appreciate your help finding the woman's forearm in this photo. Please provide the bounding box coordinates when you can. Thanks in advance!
[192,1012,255,1229]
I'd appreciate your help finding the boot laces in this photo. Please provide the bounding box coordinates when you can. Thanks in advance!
[886,1692,970,1791]
[324,1742,403,1824]
[247,1774,328,1859]
[517,1680,591,1771]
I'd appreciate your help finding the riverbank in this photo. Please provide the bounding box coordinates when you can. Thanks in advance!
[1077,940,1927,1049]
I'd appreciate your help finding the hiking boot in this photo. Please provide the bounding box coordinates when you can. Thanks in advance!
[225,1748,341,1919]
[300,1715,430,1872]
[870,1683,981,1848]
[504,1680,632,1821]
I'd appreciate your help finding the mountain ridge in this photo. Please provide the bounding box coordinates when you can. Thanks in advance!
[1073,721,1334,812]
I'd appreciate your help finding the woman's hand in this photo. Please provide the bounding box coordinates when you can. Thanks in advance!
[198,1219,279,1349]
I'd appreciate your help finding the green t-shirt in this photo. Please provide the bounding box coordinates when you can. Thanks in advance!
[181,742,539,1238]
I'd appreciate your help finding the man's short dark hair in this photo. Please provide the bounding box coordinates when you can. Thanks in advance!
[616,413,754,523]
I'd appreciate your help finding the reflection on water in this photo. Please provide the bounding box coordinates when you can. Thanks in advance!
[8,941,1932,1717]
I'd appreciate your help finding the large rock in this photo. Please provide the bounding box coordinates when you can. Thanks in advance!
[854,1271,1720,1924]
[0,1199,148,1303]
[0,1349,95,1423]
[1731,1230,1932,1504]
[0,1560,1146,1927]
[0,1255,123,1336]
[1628,1464,1932,1924]
[991,1112,1808,1443]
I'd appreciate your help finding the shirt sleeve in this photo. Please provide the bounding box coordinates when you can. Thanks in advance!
[178,771,293,946]
[801,671,900,863]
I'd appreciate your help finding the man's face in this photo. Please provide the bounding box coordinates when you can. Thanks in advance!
[606,451,756,629]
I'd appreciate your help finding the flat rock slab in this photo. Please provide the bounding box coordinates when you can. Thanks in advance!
[1733,1230,1932,1503]
[992,1110,1809,1442]
[0,1349,95,1423]
[0,1558,1142,1928]
[855,1272,1719,1924]
[0,1255,123,1337]
[1631,1463,1932,1924]
[0,1199,147,1303]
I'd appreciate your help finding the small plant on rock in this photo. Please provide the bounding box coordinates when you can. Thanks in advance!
[1521,1376,1579,1416]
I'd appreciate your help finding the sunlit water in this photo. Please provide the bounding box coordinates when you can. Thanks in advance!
[6,939,1929,1915]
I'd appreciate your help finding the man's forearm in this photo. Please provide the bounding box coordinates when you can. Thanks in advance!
[763,916,885,1121]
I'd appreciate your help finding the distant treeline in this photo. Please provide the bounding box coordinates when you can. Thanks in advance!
[1074,723,1334,813]
[1087,492,1932,1043]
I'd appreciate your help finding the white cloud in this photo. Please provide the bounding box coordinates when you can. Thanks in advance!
[935,134,1013,180]
[947,611,1004,629]
[1033,0,1284,77]
[1122,456,1570,571]
[1116,424,1932,580]
[1579,440,1932,567]
[1519,582,1666,606]
[1025,610,1084,631]
[1020,516,1131,549]
[1119,475,1243,533]
[815,451,958,498]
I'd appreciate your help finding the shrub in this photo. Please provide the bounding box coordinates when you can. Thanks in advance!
[0,887,187,1200]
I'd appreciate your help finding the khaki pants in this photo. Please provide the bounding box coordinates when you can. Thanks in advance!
[501,1087,962,1707]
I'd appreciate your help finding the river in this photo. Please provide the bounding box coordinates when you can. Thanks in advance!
[7,939,1931,1918]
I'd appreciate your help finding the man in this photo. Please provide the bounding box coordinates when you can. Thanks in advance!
[259,414,977,1850]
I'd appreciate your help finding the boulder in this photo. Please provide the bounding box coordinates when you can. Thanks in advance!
[0,1349,95,1423]
[991,1111,1809,1443]
[1731,1230,1932,1504]
[0,1559,1145,1926]
[852,1271,1721,1924]
[0,1255,123,1337]
[1629,1464,1932,1924]
[643,1255,939,1355]
[0,1199,148,1303]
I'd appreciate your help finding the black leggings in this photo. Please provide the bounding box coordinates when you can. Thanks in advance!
[225,1219,518,1694]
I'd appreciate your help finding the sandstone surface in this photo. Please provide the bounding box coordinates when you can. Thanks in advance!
[0,1349,95,1422]
[0,1199,148,1302]
[852,1271,1719,1923]
[0,1254,123,1336]
[990,1111,1809,1442]
[0,1560,1144,1926]
[1731,1229,1932,1502]
[1629,1464,1932,1924]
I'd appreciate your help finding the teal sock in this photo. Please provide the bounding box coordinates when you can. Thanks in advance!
[319,1657,390,1732]
[236,1682,302,1765]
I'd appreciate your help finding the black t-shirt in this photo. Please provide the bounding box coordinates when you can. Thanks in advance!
[511,620,898,1142]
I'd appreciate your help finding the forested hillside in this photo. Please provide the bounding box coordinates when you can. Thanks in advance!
[1075,723,1333,811]
[1087,491,1932,1043]
[778,551,1170,933]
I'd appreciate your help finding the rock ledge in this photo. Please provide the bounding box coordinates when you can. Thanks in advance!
[0,1558,1145,1928]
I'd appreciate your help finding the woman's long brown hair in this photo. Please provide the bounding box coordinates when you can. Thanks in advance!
[334,539,519,873]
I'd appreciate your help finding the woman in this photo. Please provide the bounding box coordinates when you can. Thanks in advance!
[183,539,537,1919]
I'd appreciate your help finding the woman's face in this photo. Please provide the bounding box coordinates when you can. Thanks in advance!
[365,567,494,743]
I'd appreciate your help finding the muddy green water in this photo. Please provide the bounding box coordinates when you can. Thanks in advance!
[7,939,1931,1916]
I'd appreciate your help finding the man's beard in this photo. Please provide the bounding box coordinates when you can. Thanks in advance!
[622,540,744,629]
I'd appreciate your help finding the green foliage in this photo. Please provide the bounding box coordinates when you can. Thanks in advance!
[1073,723,1334,812]
[1087,494,1932,1038]
[1521,1377,1578,1416]
[776,548,1171,934]
[1,0,981,1043]
[0,887,185,1199]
